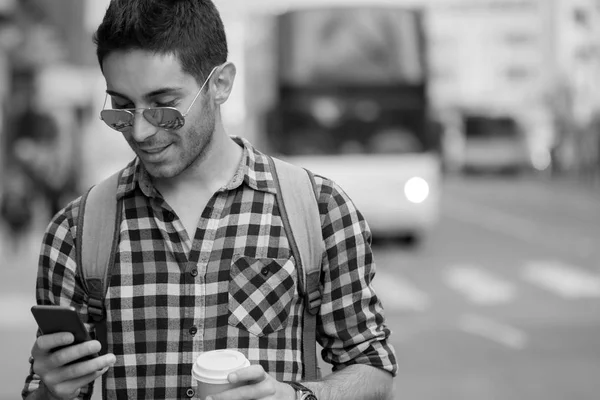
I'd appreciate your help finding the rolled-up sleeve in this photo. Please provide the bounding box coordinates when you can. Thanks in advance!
[315,176,398,376]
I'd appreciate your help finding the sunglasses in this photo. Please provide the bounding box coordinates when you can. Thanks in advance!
[100,66,219,132]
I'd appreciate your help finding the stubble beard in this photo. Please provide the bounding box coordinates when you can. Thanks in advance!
[134,94,217,180]
[154,103,217,179]
[180,113,216,176]
[183,100,216,172]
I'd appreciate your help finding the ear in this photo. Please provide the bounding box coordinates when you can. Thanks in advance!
[212,62,236,105]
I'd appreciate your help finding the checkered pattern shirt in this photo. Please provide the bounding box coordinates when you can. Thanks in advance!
[23,137,397,399]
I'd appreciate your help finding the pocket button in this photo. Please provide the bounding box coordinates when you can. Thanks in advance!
[261,266,270,276]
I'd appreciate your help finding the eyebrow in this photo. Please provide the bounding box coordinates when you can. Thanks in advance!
[105,87,184,100]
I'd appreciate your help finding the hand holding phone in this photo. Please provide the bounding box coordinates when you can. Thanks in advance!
[30,305,98,361]
[29,305,115,400]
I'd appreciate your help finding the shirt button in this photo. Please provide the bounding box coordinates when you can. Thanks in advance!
[190,269,198,277]
[189,326,198,336]
[186,388,195,398]
[261,266,270,276]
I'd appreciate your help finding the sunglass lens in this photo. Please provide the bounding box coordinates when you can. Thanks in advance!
[144,108,185,130]
[100,110,134,131]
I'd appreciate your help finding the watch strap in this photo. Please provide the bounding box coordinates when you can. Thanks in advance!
[286,381,318,400]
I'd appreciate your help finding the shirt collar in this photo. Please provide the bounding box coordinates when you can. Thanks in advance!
[116,136,278,199]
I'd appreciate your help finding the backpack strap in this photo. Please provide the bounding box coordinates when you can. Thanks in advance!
[76,171,122,356]
[269,156,324,380]
[74,160,324,379]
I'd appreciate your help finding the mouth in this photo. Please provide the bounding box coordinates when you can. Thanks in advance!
[142,146,168,154]
[138,144,172,160]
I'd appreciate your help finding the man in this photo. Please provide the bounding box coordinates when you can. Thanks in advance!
[22,1,397,399]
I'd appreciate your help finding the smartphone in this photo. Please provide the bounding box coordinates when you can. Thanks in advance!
[30,305,98,362]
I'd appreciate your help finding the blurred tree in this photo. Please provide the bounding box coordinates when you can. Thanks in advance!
[28,0,91,66]
[0,0,78,235]
[9,0,67,69]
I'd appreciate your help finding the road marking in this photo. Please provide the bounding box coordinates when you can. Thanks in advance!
[444,265,516,305]
[373,271,430,311]
[458,314,528,349]
[522,261,600,298]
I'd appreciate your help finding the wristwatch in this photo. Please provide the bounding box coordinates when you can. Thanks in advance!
[287,381,318,400]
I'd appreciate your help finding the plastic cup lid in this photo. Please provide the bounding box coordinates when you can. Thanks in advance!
[192,350,250,384]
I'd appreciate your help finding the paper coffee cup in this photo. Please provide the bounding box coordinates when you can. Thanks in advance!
[192,350,250,399]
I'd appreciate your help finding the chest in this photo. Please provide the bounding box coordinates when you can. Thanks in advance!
[164,191,214,240]
[110,191,299,330]
[121,188,292,260]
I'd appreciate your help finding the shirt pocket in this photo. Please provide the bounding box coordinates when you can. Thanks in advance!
[228,255,296,336]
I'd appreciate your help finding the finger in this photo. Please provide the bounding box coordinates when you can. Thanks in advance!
[228,365,267,384]
[59,353,116,381]
[208,379,275,400]
[34,332,74,354]
[43,354,116,393]
[50,340,103,367]
[49,366,109,399]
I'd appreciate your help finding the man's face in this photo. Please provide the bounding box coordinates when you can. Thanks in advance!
[102,50,216,179]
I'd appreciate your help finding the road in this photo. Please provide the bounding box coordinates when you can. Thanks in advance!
[1,174,599,399]
[371,174,600,400]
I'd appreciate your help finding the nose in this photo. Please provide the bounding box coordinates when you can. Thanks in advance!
[130,110,158,143]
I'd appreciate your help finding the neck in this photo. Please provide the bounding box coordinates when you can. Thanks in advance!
[153,120,243,196]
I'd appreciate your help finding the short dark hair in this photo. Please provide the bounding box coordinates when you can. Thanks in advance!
[93,0,228,83]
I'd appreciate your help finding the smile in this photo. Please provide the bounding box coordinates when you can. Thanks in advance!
[143,146,169,154]
[139,144,172,159]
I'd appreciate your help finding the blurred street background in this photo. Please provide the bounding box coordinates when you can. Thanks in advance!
[1,0,599,399]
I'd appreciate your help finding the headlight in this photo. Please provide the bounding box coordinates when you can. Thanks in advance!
[404,177,430,204]
[531,149,551,171]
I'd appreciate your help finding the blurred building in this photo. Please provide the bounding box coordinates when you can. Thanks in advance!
[424,0,600,176]
[216,0,600,177]
[425,0,555,171]
[427,0,549,113]
[551,0,600,175]
[2,0,597,183]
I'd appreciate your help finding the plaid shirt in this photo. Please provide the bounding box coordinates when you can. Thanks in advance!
[23,137,397,399]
